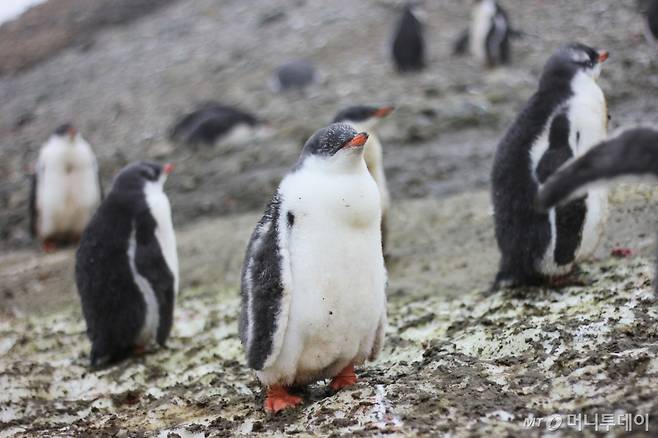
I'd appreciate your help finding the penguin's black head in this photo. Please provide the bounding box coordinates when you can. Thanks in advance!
[540,43,609,87]
[53,123,77,141]
[333,105,395,125]
[300,123,369,161]
[111,161,174,193]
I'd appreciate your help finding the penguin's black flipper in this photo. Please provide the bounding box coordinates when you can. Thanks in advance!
[239,193,292,371]
[537,128,658,211]
[134,209,175,346]
[452,29,469,55]
[29,172,38,238]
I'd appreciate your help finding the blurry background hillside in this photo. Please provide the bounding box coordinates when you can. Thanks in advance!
[1,0,658,251]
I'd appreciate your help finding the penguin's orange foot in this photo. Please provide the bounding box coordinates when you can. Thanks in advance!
[330,364,357,392]
[264,385,302,413]
[42,240,57,253]
[611,247,633,258]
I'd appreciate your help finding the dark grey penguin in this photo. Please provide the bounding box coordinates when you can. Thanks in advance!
[75,161,179,367]
[270,59,317,92]
[453,0,517,68]
[536,128,658,293]
[491,43,610,289]
[391,2,425,72]
[240,123,387,413]
[170,102,265,146]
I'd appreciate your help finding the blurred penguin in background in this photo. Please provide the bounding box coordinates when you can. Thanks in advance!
[170,102,268,147]
[76,161,178,367]
[645,0,658,50]
[392,1,425,72]
[30,124,102,252]
[453,0,517,68]
[270,59,318,92]
[333,105,394,253]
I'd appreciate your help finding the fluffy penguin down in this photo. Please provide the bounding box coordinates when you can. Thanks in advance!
[243,151,387,387]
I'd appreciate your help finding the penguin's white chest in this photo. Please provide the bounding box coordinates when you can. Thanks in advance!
[130,182,178,345]
[262,167,386,385]
[36,140,101,237]
[470,0,495,63]
[144,182,179,293]
[531,73,609,274]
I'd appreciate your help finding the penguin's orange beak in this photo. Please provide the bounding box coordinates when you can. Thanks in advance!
[344,132,369,149]
[598,50,609,63]
[163,163,174,175]
[374,106,395,118]
[67,126,77,140]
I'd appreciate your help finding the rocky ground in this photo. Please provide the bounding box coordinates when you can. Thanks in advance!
[1,0,658,436]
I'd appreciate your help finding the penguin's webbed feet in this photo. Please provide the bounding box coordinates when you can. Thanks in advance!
[264,384,303,414]
[329,363,357,392]
[42,240,57,253]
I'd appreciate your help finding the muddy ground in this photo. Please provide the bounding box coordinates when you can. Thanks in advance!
[1,0,658,436]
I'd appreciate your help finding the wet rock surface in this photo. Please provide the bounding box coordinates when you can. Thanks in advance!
[2,187,658,436]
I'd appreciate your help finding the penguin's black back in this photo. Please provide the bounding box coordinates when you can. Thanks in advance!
[491,72,575,287]
[75,162,174,367]
[76,189,145,366]
[392,6,425,72]
[170,102,259,146]
[649,0,658,39]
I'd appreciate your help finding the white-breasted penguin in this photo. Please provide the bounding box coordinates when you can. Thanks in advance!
[75,161,179,367]
[170,102,267,147]
[453,0,515,68]
[491,43,610,289]
[240,123,387,413]
[645,0,658,50]
[333,105,394,253]
[391,2,425,72]
[537,128,658,293]
[29,123,103,251]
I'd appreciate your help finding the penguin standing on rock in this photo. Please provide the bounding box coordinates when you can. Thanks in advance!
[453,0,516,68]
[491,43,610,289]
[333,105,394,253]
[30,124,102,251]
[76,161,179,367]
[240,123,387,413]
[391,2,425,72]
[536,128,658,293]
[170,102,267,147]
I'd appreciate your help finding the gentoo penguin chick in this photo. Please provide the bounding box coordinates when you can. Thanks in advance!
[453,0,515,68]
[333,105,394,253]
[29,124,102,252]
[536,128,658,293]
[75,161,179,367]
[170,102,266,147]
[240,123,387,413]
[391,2,425,72]
[491,43,610,289]
[270,59,317,92]
[645,0,658,49]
